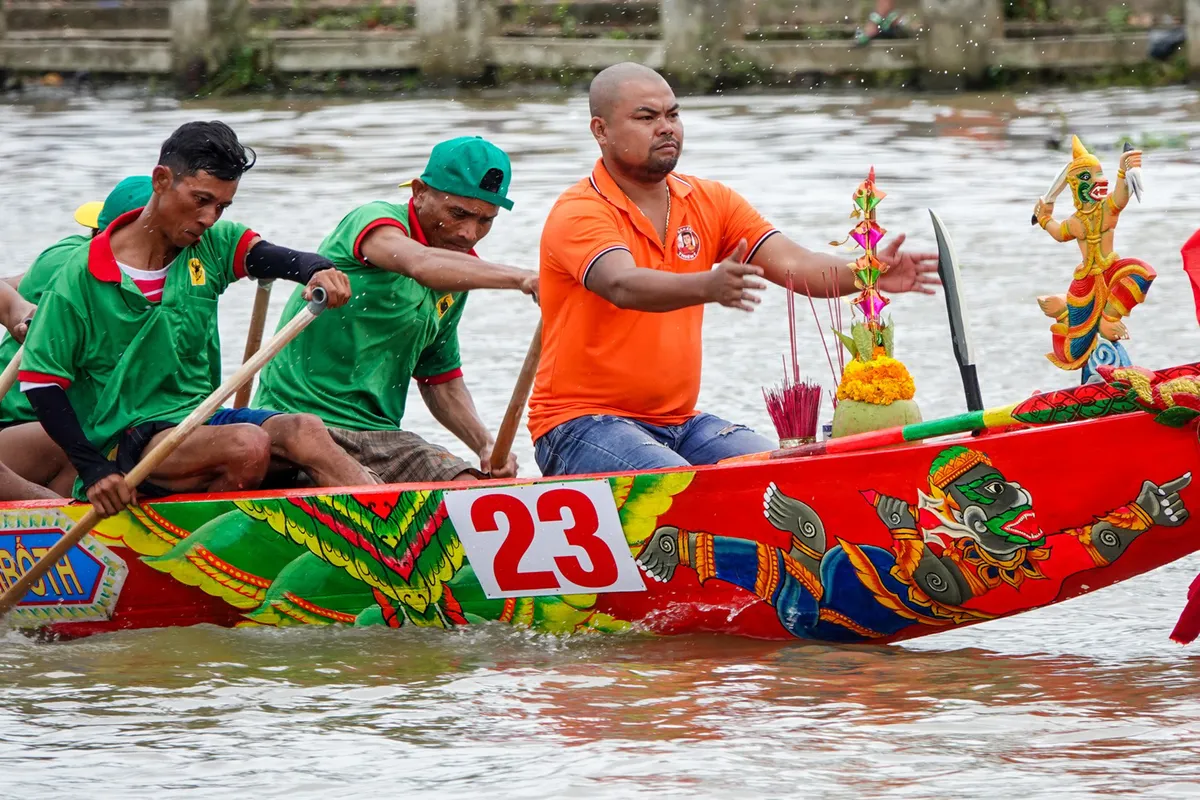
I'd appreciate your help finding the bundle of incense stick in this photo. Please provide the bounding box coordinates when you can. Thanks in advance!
[802,267,846,410]
[763,273,822,442]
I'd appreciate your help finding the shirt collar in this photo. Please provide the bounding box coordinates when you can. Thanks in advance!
[589,158,692,210]
[407,197,478,258]
[87,207,146,283]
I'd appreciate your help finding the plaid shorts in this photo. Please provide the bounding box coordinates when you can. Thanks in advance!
[327,428,478,485]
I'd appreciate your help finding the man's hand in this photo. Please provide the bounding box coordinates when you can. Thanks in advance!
[1,295,35,343]
[706,239,766,311]
[877,233,940,295]
[304,268,352,308]
[479,441,518,479]
[7,304,34,343]
[519,272,540,304]
[87,473,135,518]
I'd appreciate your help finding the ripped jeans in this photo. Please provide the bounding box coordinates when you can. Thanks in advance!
[534,413,776,477]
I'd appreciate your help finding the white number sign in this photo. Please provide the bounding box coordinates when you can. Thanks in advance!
[442,480,646,599]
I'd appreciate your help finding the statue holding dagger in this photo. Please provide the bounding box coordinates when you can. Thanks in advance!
[1033,136,1155,381]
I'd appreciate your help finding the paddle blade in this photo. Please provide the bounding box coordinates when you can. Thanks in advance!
[1170,571,1200,645]
[1183,229,1200,327]
[929,209,982,412]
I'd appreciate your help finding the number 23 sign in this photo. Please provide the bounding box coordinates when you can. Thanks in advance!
[443,480,647,599]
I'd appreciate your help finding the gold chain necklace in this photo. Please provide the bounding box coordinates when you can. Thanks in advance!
[663,184,672,243]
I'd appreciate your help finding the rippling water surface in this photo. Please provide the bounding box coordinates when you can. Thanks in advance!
[2,85,1200,797]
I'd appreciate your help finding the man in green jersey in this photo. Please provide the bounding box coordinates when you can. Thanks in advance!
[254,136,538,484]
[20,120,373,517]
[0,176,153,497]
[0,281,57,500]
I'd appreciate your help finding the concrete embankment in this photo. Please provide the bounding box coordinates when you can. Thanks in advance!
[1,0,1198,94]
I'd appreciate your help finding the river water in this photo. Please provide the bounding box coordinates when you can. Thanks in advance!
[2,85,1200,797]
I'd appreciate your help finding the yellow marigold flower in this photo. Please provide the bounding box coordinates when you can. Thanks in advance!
[836,355,916,405]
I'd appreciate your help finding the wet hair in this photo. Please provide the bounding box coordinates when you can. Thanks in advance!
[157,121,257,182]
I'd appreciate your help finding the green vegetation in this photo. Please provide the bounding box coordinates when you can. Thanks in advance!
[1004,1,1058,21]
[203,43,273,95]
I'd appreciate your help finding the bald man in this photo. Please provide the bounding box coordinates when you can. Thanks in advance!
[527,63,940,476]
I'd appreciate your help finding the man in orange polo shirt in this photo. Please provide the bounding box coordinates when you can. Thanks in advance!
[529,63,940,476]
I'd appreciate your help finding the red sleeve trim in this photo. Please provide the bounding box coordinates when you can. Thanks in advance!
[233,229,259,281]
[415,368,463,386]
[18,370,71,388]
[354,218,409,265]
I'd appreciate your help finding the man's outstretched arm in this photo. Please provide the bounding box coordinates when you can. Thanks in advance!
[585,239,766,313]
[360,227,538,297]
[750,232,940,297]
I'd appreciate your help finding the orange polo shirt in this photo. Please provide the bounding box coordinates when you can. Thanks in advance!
[528,159,778,441]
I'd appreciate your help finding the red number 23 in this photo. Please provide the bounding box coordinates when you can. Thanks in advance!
[469,489,619,593]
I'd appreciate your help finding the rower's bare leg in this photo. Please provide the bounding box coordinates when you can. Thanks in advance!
[0,459,60,501]
[261,413,374,488]
[142,424,272,493]
[48,465,78,498]
[0,422,73,488]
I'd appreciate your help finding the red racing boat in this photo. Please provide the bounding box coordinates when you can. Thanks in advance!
[2,361,1198,643]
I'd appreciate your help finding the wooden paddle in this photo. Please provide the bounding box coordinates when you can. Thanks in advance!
[488,319,542,476]
[0,287,330,619]
[233,280,274,408]
[0,344,23,401]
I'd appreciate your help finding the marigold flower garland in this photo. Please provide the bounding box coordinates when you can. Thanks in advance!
[836,355,916,405]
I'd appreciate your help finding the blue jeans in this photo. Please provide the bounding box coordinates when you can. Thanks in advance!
[534,413,775,476]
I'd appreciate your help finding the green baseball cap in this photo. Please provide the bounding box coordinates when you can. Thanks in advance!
[74,176,153,230]
[404,136,514,211]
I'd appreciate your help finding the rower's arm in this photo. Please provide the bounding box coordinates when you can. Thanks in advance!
[585,248,717,312]
[747,234,859,298]
[0,280,34,343]
[24,385,118,489]
[3,274,23,291]
[242,239,353,308]
[360,227,538,296]
[418,377,506,473]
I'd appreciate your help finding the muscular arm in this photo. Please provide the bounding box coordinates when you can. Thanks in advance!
[24,385,118,489]
[360,227,536,294]
[418,377,493,458]
[748,234,858,297]
[585,248,718,312]
[3,275,23,291]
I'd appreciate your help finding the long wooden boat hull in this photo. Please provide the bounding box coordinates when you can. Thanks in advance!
[2,410,1197,643]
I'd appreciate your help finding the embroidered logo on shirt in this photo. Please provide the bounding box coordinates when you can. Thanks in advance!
[188,259,206,286]
[436,293,455,318]
[676,226,700,261]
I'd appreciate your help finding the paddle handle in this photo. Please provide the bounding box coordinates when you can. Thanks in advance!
[0,288,328,619]
[489,319,543,475]
[0,344,22,401]
[233,280,274,408]
[960,363,984,413]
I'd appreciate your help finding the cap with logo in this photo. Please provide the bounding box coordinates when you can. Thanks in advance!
[73,176,154,231]
[401,136,513,211]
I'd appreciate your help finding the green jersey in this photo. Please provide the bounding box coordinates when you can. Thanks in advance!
[0,233,90,424]
[253,199,467,431]
[20,215,256,453]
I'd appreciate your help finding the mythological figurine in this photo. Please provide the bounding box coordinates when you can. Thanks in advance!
[1034,136,1156,381]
